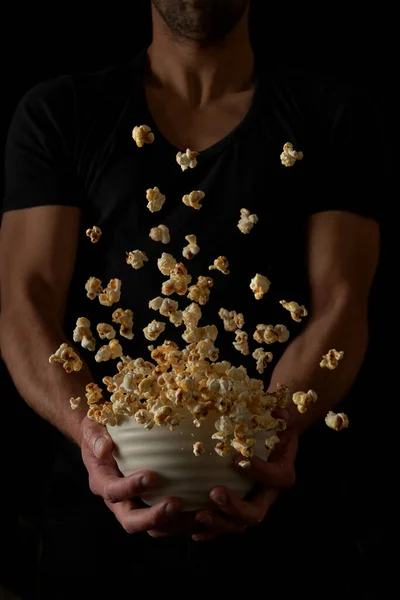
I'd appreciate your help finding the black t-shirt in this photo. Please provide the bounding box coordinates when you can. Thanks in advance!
[2,50,384,463]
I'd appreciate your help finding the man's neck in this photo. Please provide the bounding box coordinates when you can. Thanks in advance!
[146,7,254,108]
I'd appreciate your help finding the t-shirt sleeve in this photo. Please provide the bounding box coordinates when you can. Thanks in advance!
[2,76,86,213]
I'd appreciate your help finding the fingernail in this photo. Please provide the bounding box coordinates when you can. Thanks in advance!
[165,502,179,516]
[94,436,107,458]
[198,514,213,527]
[212,493,227,506]
[140,476,150,488]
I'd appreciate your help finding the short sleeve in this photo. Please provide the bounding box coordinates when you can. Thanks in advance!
[2,76,86,213]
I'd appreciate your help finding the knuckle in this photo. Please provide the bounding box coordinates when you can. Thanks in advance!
[88,476,99,497]
[121,519,137,535]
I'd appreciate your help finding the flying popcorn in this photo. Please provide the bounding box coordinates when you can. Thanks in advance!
[95,339,123,363]
[176,148,199,171]
[132,124,154,147]
[292,389,318,414]
[254,324,289,345]
[182,190,205,210]
[233,330,250,355]
[146,187,166,213]
[85,277,102,300]
[162,263,192,296]
[70,397,81,410]
[320,349,344,370]
[280,142,303,167]
[250,274,271,300]
[218,308,244,332]
[238,459,251,469]
[231,437,256,458]
[193,441,205,456]
[182,235,200,260]
[187,276,214,305]
[143,320,166,341]
[73,317,96,351]
[85,382,103,405]
[126,250,149,270]
[96,323,116,340]
[157,253,177,276]
[264,435,280,451]
[112,308,134,340]
[325,411,349,431]
[209,256,229,275]
[149,224,170,244]
[86,225,102,243]
[99,279,122,307]
[49,343,83,373]
[252,348,273,374]
[237,208,258,234]
[149,297,183,327]
[280,300,308,323]
[182,303,202,329]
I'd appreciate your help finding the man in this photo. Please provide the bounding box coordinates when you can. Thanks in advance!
[1,0,382,592]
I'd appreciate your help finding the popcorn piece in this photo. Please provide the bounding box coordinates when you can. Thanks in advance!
[126,250,149,270]
[149,297,183,327]
[231,437,256,458]
[218,308,244,332]
[157,253,177,276]
[70,396,81,410]
[238,459,251,469]
[85,277,102,300]
[254,324,289,345]
[209,256,229,275]
[233,330,250,356]
[49,343,83,373]
[112,308,134,340]
[182,190,205,210]
[73,317,96,351]
[146,187,166,213]
[252,348,273,374]
[187,276,214,305]
[132,124,154,147]
[85,382,103,405]
[99,279,122,307]
[280,300,308,323]
[96,323,116,340]
[182,303,202,329]
[86,225,102,243]
[182,235,200,260]
[280,142,303,167]
[143,320,166,341]
[149,225,170,244]
[237,208,258,234]
[176,148,199,171]
[162,263,192,296]
[250,274,271,300]
[193,441,205,456]
[134,409,154,429]
[265,435,280,451]
[215,442,231,457]
[95,339,123,362]
[325,411,349,431]
[292,389,318,414]
[320,349,344,370]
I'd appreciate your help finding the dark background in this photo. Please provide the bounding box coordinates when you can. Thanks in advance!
[1,2,392,597]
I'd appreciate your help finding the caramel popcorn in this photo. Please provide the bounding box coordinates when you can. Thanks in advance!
[193,441,205,456]
[218,308,244,332]
[320,349,344,370]
[98,279,122,307]
[250,274,271,300]
[126,250,149,270]
[146,187,166,213]
[95,339,123,363]
[254,324,289,345]
[149,224,170,244]
[176,148,199,171]
[280,142,303,167]
[49,343,83,373]
[252,348,273,374]
[132,124,154,147]
[96,323,116,340]
[69,396,81,410]
[85,277,102,300]
[182,235,200,260]
[187,276,214,305]
[182,190,205,210]
[280,300,308,323]
[209,256,229,275]
[237,208,258,234]
[325,411,349,431]
[233,330,250,355]
[112,308,134,340]
[86,225,102,243]
[157,253,177,276]
[143,320,166,341]
[162,263,192,296]
[292,389,318,414]
[85,382,103,405]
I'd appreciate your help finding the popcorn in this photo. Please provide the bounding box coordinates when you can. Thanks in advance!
[162,263,192,296]
[193,441,205,456]
[112,308,134,340]
[182,303,202,329]
[320,349,344,370]
[214,442,231,457]
[146,187,166,213]
[280,142,303,167]
[73,317,96,351]
[265,435,280,451]
[149,297,183,327]
[85,277,102,300]
[280,300,308,323]
[69,397,81,410]
[132,124,154,147]
[95,339,123,362]
[176,148,199,171]
[325,411,349,431]
[238,459,251,469]
[231,437,256,458]
[254,324,289,345]
[209,256,229,275]
[252,348,273,374]
[218,308,244,332]
[96,323,116,340]
[250,274,271,300]
[126,250,149,270]
[86,225,102,243]
[149,225,170,244]
[49,343,83,373]
[158,253,177,276]
[292,389,318,414]
[233,330,250,355]
[99,279,122,307]
[143,320,166,341]
[182,235,200,260]
[237,208,258,234]
[134,409,154,429]
[182,190,205,210]
[187,276,214,305]
[85,382,103,405]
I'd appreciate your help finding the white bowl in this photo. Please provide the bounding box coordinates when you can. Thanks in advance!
[106,411,272,511]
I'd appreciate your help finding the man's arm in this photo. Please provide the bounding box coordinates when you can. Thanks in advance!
[268,210,380,433]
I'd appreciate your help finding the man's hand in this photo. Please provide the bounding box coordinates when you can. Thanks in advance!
[193,432,298,542]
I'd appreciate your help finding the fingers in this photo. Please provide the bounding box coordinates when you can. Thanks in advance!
[81,416,115,459]
[108,497,182,535]
[208,486,279,527]
[195,510,247,536]
[147,512,197,538]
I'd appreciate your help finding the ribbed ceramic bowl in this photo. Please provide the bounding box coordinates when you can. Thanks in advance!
[106,410,273,511]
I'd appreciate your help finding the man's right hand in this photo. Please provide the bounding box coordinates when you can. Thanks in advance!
[80,416,183,535]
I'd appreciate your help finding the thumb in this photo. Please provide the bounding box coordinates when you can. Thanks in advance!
[81,418,114,459]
